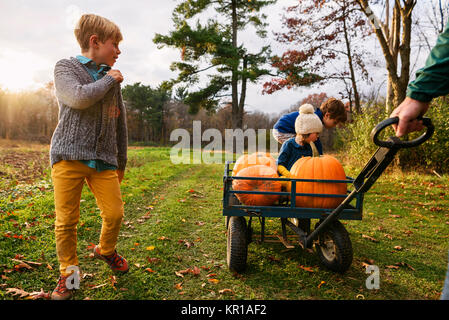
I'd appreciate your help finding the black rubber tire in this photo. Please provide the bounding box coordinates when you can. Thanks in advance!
[227,216,248,273]
[315,220,353,273]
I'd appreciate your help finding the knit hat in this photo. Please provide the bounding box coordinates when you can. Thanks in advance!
[295,104,323,135]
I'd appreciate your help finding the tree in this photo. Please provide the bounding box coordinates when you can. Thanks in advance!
[355,0,417,112]
[264,0,372,113]
[122,83,171,144]
[153,0,276,129]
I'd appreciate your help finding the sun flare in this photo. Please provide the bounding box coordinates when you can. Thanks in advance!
[0,48,50,92]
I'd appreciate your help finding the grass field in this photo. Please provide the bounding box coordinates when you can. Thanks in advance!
[0,141,448,300]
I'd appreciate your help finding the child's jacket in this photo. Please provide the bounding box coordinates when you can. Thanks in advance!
[276,137,323,171]
[50,57,128,170]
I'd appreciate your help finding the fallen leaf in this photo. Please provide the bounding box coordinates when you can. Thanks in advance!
[174,282,183,290]
[110,275,117,287]
[192,266,201,276]
[386,265,400,270]
[14,262,33,271]
[362,234,379,243]
[6,287,30,298]
[318,281,326,289]
[178,239,194,249]
[298,265,314,272]
[208,279,220,284]
[219,289,234,295]
[145,268,156,273]
[393,245,403,251]
[147,257,161,264]
[175,271,185,278]
[28,288,51,300]
[395,262,415,271]
[146,246,155,251]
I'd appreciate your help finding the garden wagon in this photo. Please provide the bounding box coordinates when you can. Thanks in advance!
[222,117,434,273]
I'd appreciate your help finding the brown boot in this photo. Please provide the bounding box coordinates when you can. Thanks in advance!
[51,274,74,300]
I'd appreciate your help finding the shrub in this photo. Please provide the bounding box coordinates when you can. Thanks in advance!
[334,98,449,173]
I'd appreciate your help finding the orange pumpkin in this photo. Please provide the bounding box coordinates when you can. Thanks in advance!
[232,152,277,176]
[232,165,282,206]
[287,142,347,208]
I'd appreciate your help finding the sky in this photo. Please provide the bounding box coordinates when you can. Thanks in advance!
[0,0,439,115]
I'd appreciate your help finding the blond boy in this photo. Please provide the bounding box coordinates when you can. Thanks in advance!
[50,14,128,300]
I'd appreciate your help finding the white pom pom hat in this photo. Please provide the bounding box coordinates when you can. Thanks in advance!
[294,104,323,135]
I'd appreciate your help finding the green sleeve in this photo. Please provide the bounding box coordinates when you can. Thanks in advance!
[407,19,449,102]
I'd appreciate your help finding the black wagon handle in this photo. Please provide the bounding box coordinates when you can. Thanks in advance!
[370,116,434,149]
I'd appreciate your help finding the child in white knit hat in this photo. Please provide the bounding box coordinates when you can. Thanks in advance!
[277,104,323,178]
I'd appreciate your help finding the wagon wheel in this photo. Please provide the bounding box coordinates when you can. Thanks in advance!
[226,216,248,273]
[314,220,353,273]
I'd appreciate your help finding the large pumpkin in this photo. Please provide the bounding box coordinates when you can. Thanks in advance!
[232,152,276,176]
[287,142,347,208]
[232,165,282,206]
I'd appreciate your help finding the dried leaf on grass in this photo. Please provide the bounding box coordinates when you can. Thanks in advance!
[6,287,50,300]
[386,262,415,271]
[362,234,379,243]
[219,288,234,295]
[175,266,201,278]
[298,264,315,272]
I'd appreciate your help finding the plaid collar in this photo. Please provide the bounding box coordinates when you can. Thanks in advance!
[76,55,111,76]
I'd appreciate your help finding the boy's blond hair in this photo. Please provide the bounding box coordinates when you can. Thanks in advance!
[74,14,123,52]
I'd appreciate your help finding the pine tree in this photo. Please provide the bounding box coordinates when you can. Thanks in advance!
[153,0,276,129]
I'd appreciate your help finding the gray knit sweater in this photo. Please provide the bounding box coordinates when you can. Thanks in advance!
[50,57,128,170]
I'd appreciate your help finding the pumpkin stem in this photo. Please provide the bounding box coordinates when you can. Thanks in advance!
[309,141,320,157]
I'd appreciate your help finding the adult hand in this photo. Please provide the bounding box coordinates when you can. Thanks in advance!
[107,69,124,83]
[390,97,430,137]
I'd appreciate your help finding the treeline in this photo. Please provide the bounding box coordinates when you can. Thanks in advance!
[0,82,279,146]
[0,82,342,152]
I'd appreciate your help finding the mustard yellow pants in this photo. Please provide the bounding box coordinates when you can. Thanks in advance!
[51,160,124,276]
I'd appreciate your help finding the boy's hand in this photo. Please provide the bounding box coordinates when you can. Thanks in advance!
[117,170,125,184]
[107,69,124,83]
